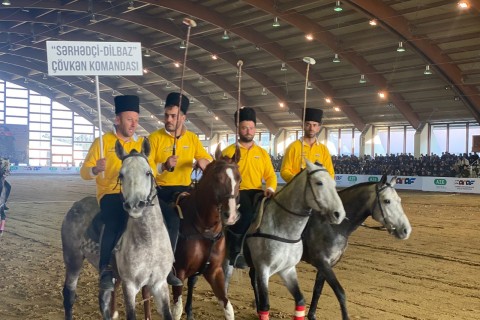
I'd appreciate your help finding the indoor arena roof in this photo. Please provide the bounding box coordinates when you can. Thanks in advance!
[0,1,479,137]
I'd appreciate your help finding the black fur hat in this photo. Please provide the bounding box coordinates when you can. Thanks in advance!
[234,107,256,125]
[304,107,323,123]
[165,92,190,114]
[114,95,140,114]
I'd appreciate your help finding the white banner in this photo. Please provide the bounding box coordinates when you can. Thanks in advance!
[422,177,480,194]
[46,41,143,76]
[10,166,80,174]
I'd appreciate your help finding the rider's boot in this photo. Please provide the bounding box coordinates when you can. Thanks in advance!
[98,226,117,291]
[229,232,248,269]
[99,266,115,291]
[166,226,183,286]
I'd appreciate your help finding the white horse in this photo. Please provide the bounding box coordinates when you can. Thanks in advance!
[61,138,173,320]
[244,160,346,320]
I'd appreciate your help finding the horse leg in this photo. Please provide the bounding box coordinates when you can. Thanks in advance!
[141,286,152,320]
[110,280,121,319]
[185,275,199,320]
[223,258,235,294]
[99,289,113,320]
[62,255,84,320]
[321,266,349,320]
[307,271,326,320]
[278,267,305,320]
[249,267,259,311]
[204,267,234,320]
[122,281,138,320]
[255,268,271,320]
[149,281,173,320]
[172,284,184,320]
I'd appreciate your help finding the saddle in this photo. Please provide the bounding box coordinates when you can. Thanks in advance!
[80,212,104,256]
[246,195,270,234]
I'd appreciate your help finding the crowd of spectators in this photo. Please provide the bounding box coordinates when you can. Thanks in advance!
[270,152,480,178]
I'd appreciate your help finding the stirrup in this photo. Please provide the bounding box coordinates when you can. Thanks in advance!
[233,253,248,269]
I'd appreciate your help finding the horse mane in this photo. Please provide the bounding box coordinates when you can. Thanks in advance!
[339,181,376,193]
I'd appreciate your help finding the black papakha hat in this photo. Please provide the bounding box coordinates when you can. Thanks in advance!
[234,107,256,125]
[304,107,323,123]
[114,95,140,114]
[165,92,190,114]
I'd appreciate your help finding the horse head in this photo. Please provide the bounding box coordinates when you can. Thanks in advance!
[197,145,241,226]
[0,158,11,177]
[372,175,412,240]
[304,160,346,224]
[115,138,157,219]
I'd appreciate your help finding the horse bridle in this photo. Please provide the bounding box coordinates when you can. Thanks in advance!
[271,167,329,217]
[371,183,396,232]
[116,153,158,208]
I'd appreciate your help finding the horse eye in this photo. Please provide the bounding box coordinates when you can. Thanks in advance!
[146,171,152,176]
[384,199,390,204]
[119,173,124,180]
[316,181,323,186]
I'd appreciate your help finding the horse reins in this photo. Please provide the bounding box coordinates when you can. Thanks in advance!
[249,167,328,243]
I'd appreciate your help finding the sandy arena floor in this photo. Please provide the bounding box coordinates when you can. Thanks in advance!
[0,175,478,320]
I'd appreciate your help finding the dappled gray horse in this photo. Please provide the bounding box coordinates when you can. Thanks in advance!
[245,160,345,320]
[61,139,173,320]
[0,158,11,235]
[303,175,412,320]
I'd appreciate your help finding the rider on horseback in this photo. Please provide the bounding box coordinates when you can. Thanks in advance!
[80,95,157,290]
[222,107,277,268]
[148,92,212,286]
[280,108,334,183]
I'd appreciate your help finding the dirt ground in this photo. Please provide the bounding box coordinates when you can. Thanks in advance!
[0,175,478,320]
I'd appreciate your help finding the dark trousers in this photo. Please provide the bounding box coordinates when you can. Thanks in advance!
[98,193,128,271]
[156,185,190,252]
[230,189,263,234]
[4,180,10,202]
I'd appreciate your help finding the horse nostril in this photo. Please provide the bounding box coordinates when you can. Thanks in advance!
[334,211,340,219]
[138,201,146,208]
[123,203,131,211]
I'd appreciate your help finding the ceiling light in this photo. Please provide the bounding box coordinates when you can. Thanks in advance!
[165,82,171,88]
[143,49,151,57]
[174,61,180,68]
[198,76,204,83]
[24,78,28,84]
[307,81,313,90]
[332,53,340,63]
[457,1,469,9]
[215,116,219,121]
[143,68,148,74]
[325,97,331,104]
[89,14,97,23]
[222,30,230,40]
[334,1,343,12]
[359,74,366,84]
[69,96,73,102]
[190,97,195,104]
[378,91,387,99]
[397,41,405,52]
[369,19,377,26]
[222,92,228,100]
[43,73,47,80]
[386,102,395,108]
[334,106,340,112]
[136,87,142,94]
[279,102,285,108]
[261,88,268,96]
[454,96,460,101]
[2,0,11,6]
[424,64,432,75]
[211,54,218,60]
[59,25,66,35]
[305,34,313,41]
[272,17,280,27]
[179,40,186,49]
[112,90,116,96]
[281,62,287,71]
[128,1,135,10]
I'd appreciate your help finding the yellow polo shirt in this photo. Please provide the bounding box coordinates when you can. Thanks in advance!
[149,128,212,187]
[280,139,335,183]
[222,143,277,191]
[80,132,157,202]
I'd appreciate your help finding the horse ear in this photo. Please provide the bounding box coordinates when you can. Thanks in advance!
[214,144,222,160]
[142,137,151,158]
[233,144,241,164]
[305,159,314,171]
[380,174,387,185]
[389,176,397,187]
[115,140,127,160]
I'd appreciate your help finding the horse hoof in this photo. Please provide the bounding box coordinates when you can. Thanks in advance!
[112,310,119,319]
[172,297,183,320]
[223,300,234,320]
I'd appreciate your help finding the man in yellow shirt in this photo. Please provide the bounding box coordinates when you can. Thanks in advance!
[222,107,277,268]
[149,92,212,285]
[80,95,156,290]
[280,107,334,183]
